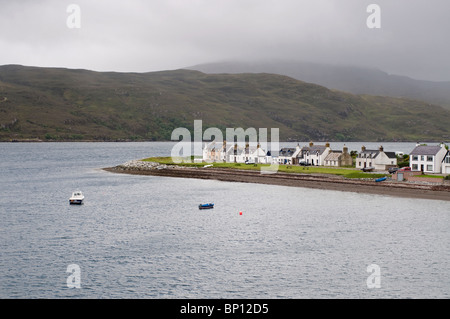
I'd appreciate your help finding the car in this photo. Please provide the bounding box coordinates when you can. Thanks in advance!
[299,161,311,166]
[388,167,400,174]
[399,167,411,171]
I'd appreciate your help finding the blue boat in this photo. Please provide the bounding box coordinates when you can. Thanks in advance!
[375,177,387,182]
[199,203,214,210]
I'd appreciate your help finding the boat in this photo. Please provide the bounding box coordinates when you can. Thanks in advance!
[375,177,387,182]
[69,191,84,205]
[198,203,214,210]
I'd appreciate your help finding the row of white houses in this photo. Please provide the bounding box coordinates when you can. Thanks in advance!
[202,141,450,174]
[202,141,380,168]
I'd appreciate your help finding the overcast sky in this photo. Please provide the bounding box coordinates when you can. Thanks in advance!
[1,0,449,81]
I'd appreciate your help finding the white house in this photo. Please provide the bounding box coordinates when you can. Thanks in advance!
[277,145,301,165]
[442,151,450,175]
[356,145,397,171]
[245,144,269,164]
[297,142,331,166]
[409,143,448,174]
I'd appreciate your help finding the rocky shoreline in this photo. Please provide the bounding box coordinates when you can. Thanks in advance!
[104,160,450,201]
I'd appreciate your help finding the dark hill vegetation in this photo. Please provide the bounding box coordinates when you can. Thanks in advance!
[0,65,449,142]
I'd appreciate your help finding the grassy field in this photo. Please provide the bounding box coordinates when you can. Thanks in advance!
[142,157,388,179]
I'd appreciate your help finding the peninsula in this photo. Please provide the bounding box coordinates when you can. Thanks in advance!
[104,159,450,202]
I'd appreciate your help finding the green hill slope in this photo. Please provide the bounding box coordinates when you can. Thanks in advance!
[0,64,449,142]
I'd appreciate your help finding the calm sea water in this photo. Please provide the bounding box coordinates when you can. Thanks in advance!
[0,142,449,299]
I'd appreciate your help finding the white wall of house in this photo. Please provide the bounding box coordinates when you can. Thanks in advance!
[278,156,292,164]
[442,153,450,174]
[356,155,375,169]
[374,152,397,170]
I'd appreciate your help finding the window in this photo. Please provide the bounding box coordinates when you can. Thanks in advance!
[421,156,424,161]
[427,165,433,171]
[446,157,450,164]
[359,162,361,166]
[412,155,418,161]
[427,156,433,162]
[412,164,418,170]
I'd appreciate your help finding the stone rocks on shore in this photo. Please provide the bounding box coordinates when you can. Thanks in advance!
[113,160,187,171]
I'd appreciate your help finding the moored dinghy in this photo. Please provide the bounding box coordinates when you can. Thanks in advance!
[198,203,214,210]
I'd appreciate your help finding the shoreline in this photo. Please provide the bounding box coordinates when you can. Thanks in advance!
[103,161,450,201]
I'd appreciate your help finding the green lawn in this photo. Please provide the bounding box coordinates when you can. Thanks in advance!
[416,175,444,179]
[142,157,388,179]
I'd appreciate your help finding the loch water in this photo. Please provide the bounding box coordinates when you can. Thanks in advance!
[0,142,449,298]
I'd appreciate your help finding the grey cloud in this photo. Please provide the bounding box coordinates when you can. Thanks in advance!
[0,0,449,81]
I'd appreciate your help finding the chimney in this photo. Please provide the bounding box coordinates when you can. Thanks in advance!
[343,145,348,154]
[309,141,314,147]
[379,145,384,152]
[361,145,366,152]
[325,142,330,148]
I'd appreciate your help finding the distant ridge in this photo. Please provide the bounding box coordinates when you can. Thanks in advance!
[0,64,449,142]
[187,60,450,110]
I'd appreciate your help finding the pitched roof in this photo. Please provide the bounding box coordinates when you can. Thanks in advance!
[324,152,341,161]
[385,152,397,159]
[358,150,380,158]
[410,145,443,156]
[279,148,296,157]
[301,145,328,155]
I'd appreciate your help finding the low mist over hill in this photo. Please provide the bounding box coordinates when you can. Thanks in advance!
[188,61,450,110]
[0,64,449,142]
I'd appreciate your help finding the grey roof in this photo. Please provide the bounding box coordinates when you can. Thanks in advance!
[324,152,342,161]
[301,145,328,155]
[358,150,380,158]
[410,145,442,156]
[279,148,296,157]
[385,152,397,159]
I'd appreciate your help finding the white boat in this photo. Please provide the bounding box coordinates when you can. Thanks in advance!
[69,191,84,205]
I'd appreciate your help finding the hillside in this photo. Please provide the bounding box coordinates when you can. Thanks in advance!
[0,64,449,142]
[188,61,450,110]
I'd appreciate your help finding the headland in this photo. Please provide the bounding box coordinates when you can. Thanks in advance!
[104,160,450,201]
